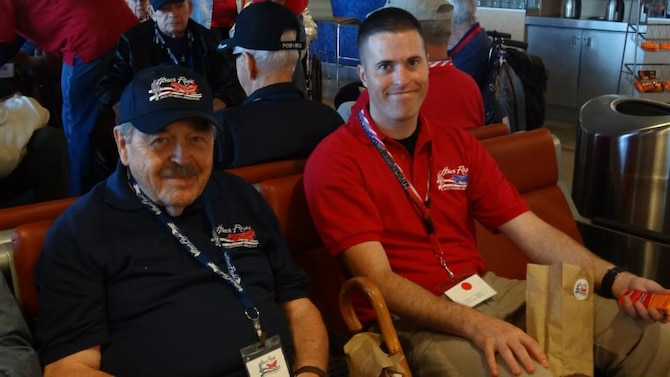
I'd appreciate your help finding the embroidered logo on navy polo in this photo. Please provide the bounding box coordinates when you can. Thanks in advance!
[214,224,260,249]
[149,76,202,102]
[437,165,469,191]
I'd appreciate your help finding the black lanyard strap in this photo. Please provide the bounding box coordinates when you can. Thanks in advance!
[128,172,264,339]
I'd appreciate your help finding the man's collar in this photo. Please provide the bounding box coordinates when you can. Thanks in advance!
[243,82,303,104]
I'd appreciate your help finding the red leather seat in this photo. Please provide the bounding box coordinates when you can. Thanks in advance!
[0,197,76,230]
[477,127,582,280]
[468,122,510,140]
[11,219,54,324]
[225,159,306,184]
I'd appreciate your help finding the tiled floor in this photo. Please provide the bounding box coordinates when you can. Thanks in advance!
[544,119,577,192]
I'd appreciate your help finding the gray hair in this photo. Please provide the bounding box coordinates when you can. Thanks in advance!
[419,20,452,47]
[452,0,478,26]
[115,122,135,141]
[233,29,300,72]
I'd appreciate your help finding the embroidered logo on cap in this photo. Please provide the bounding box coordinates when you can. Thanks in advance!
[149,76,202,102]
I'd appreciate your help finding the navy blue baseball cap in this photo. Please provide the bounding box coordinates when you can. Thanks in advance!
[218,1,305,51]
[150,0,185,10]
[118,65,220,134]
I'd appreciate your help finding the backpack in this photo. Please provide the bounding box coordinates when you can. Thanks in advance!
[504,48,548,130]
[483,34,548,132]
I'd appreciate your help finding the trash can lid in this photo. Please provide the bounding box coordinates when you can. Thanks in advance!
[579,94,670,135]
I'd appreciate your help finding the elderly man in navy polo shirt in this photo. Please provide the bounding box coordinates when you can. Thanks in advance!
[35,65,328,377]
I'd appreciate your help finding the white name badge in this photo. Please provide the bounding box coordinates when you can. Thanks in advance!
[241,334,291,377]
[444,274,497,308]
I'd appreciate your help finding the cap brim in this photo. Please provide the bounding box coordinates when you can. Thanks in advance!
[130,108,221,134]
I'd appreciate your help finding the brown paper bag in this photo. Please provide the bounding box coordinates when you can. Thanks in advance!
[344,332,406,377]
[526,263,594,377]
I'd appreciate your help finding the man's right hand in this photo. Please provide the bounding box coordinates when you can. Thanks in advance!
[466,313,549,377]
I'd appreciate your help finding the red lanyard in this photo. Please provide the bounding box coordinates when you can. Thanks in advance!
[357,110,455,280]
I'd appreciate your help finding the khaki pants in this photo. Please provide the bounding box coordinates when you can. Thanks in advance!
[391,272,670,377]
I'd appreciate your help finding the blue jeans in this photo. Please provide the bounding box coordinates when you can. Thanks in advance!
[61,52,112,195]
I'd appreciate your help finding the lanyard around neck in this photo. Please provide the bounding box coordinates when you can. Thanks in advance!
[357,110,455,280]
[127,172,265,341]
[154,22,195,67]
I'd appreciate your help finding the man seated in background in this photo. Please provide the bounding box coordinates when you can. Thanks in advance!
[304,7,670,377]
[215,1,342,169]
[97,0,245,113]
[36,65,328,377]
[0,275,41,377]
[448,0,491,92]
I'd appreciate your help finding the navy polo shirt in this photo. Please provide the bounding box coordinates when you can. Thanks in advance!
[214,82,343,168]
[36,166,308,377]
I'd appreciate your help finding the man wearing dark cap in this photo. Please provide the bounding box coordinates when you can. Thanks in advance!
[97,0,246,114]
[36,65,328,377]
[215,1,342,168]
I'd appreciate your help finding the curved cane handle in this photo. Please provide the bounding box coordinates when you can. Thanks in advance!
[339,277,412,376]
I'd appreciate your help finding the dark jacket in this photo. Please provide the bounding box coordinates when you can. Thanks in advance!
[96,19,245,109]
[214,82,343,169]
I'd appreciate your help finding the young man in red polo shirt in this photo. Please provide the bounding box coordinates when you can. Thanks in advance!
[304,7,670,377]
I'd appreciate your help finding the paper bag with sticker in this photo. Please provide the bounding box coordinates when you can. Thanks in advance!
[526,263,594,377]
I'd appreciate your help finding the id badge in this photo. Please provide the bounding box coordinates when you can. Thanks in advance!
[241,334,291,377]
[444,274,497,308]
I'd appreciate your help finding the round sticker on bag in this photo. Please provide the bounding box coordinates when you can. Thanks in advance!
[573,278,590,301]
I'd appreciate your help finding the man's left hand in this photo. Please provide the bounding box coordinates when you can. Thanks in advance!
[615,273,670,324]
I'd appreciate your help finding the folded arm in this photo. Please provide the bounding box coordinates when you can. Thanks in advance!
[341,241,548,377]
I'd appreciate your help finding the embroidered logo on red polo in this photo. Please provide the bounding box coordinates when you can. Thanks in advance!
[215,224,260,249]
[149,76,202,102]
[437,165,469,191]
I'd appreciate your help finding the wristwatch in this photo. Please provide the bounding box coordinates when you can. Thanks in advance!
[599,266,625,299]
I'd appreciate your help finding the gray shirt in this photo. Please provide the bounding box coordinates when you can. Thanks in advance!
[0,274,41,377]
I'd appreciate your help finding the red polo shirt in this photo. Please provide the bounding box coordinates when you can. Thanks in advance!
[422,59,486,129]
[1,0,138,65]
[305,94,528,311]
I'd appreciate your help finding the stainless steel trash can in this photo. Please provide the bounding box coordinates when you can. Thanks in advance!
[574,94,670,286]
